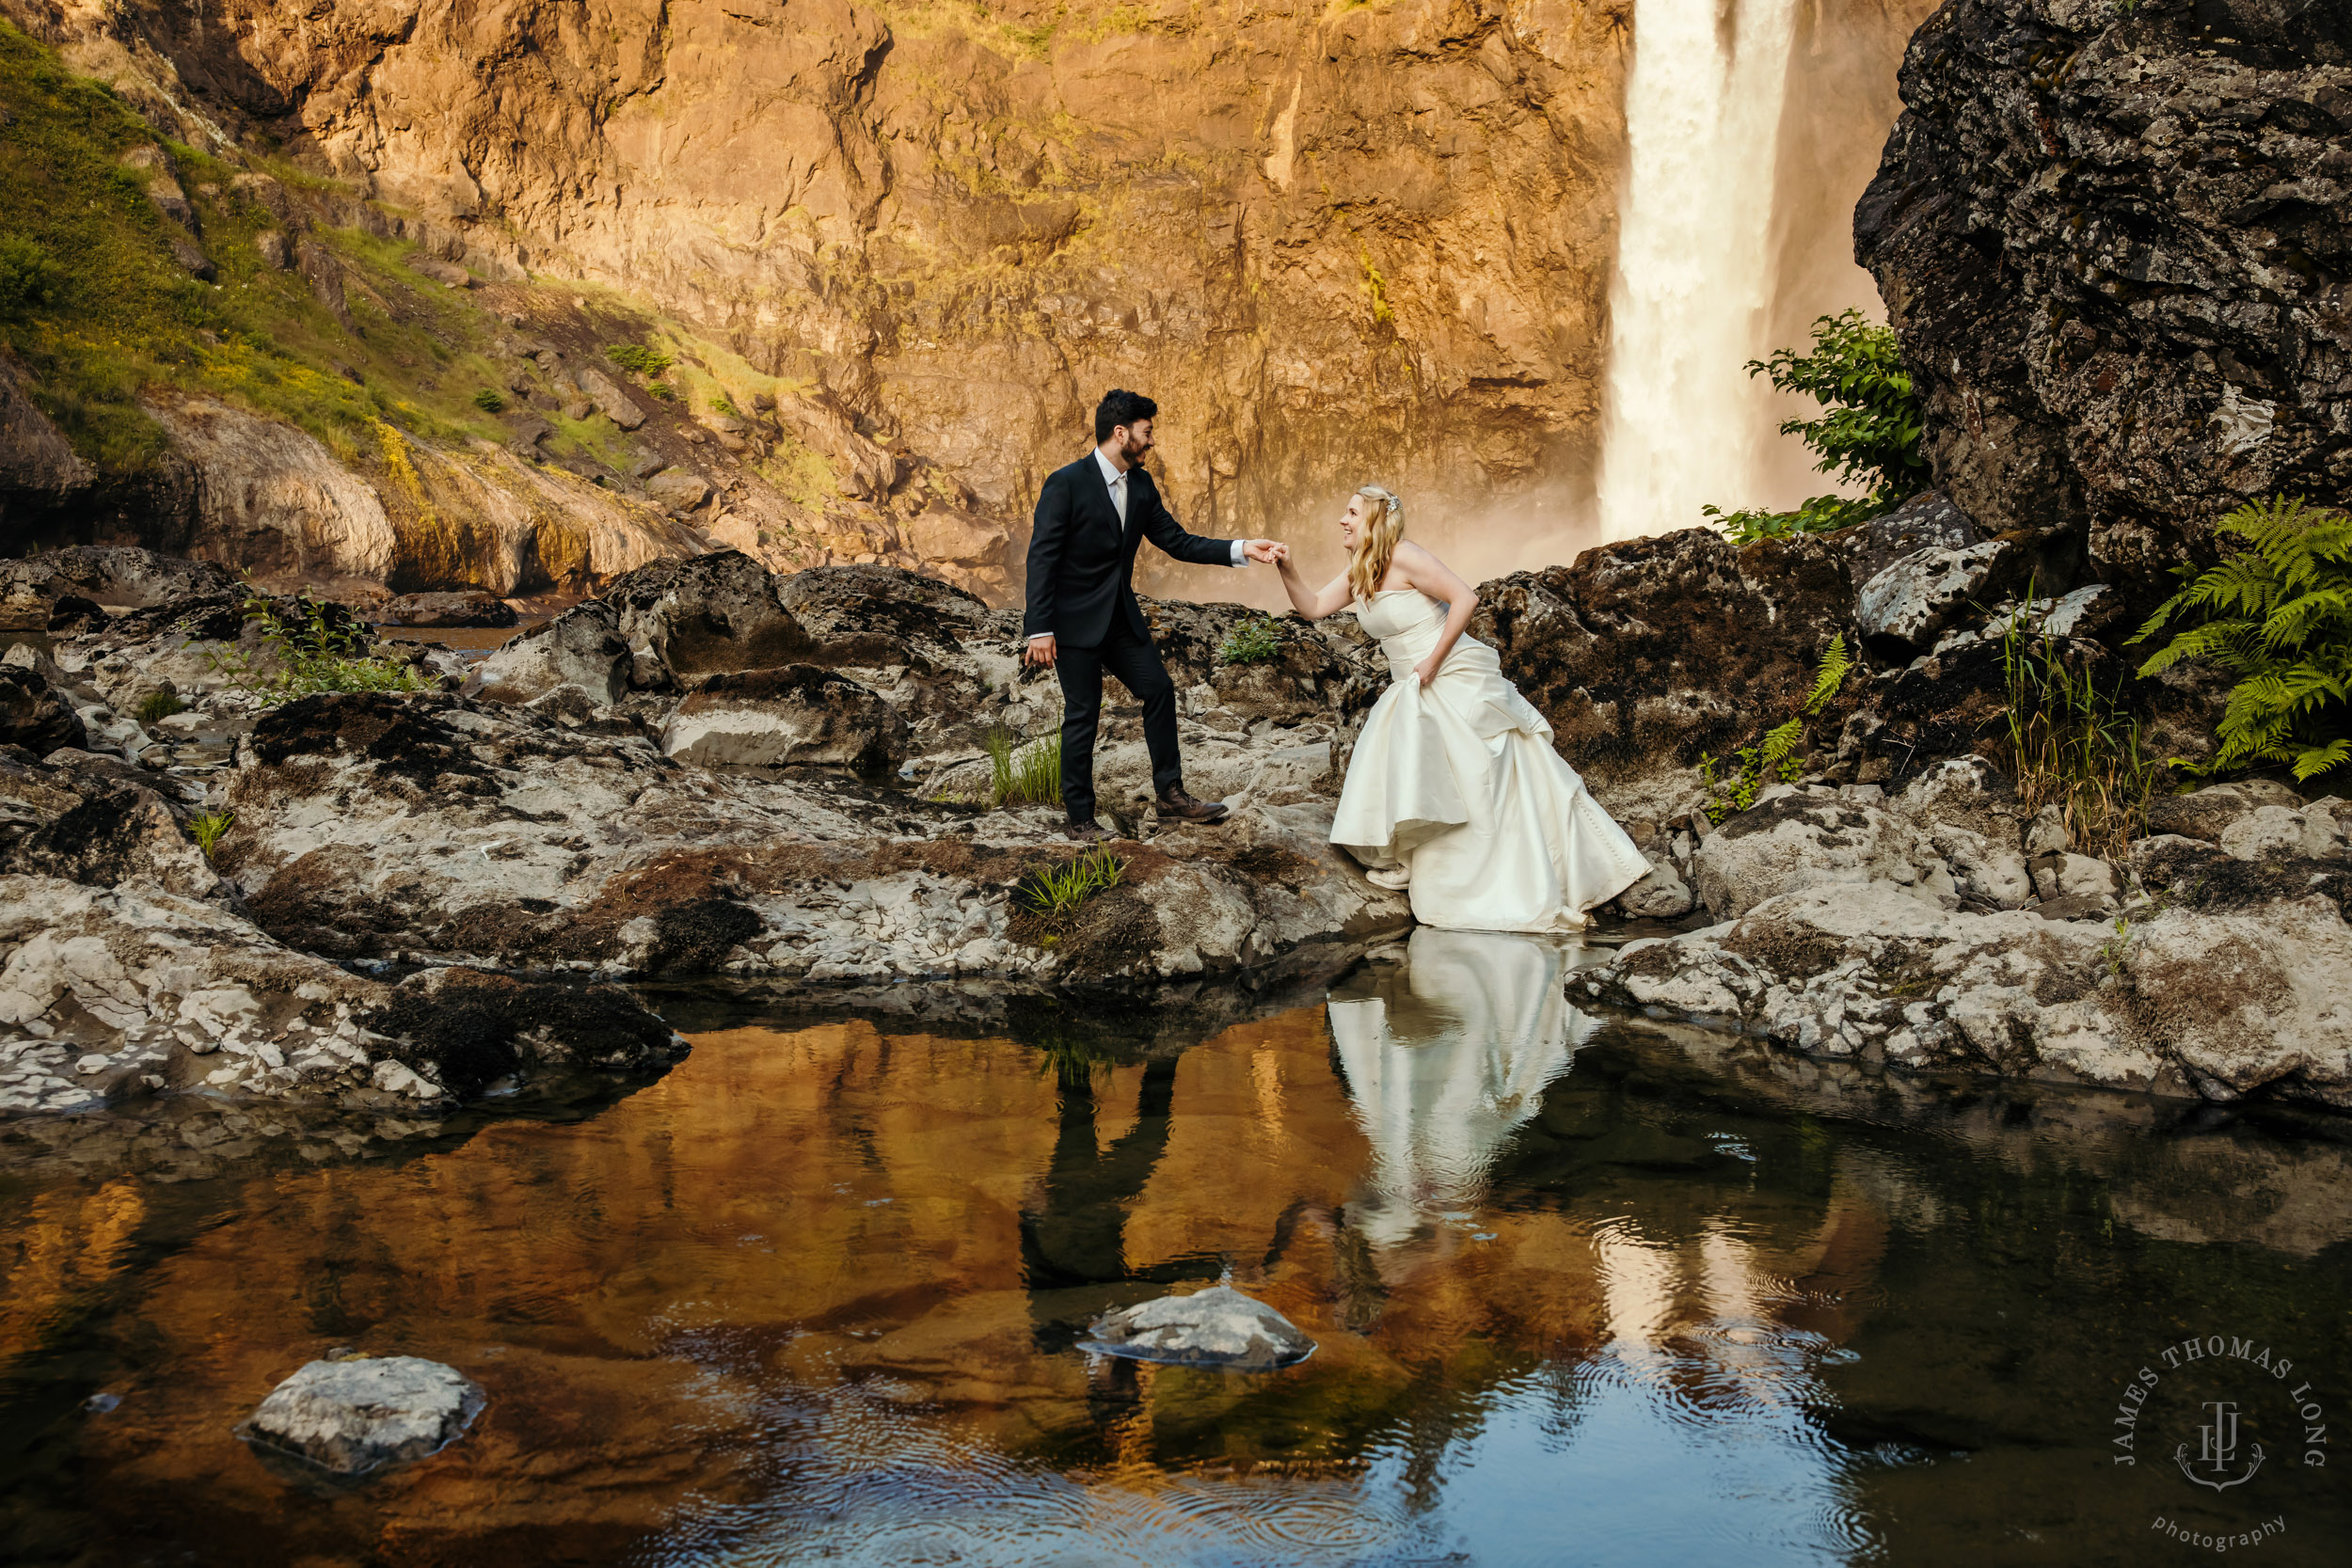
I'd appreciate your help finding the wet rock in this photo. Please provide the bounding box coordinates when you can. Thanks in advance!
[0,665,87,755]
[379,591,516,628]
[660,666,907,772]
[1610,858,1695,921]
[245,1356,485,1475]
[1080,1284,1313,1370]
[357,967,687,1096]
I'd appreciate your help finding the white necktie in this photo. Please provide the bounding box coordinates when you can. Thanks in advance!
[1108,470,1127,528]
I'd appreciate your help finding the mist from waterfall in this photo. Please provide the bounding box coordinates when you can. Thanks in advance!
[1596,0,1805,544]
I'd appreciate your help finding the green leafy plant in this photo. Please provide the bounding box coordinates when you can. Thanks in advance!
[2000,601,2165,859]
[987,722,1063,806]
[209,591,429,704]
[1219,615,1281,666]
[606,341,674,377]
[1697,635,1851,821]
[471,387,504,413]
[708,391,740,420]
[1019,845,1127,920]
[0,232,62,317]
[187,808,233,860]
[135,689,187,723]
[2128,495,2351,783]
[644,380,675,402]
[1702,309,1930,544]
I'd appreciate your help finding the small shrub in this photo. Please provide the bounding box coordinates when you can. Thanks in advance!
[606,341,674,377]
[1219,615,1281,666]
[0,232,63,317]
[1019,845,1126,920]
[2128,495,2351,783]
[135,689,187,724]
[1703,309,1930,543]
[987,723,1062,806]
[644,380,675,402]
[472,388,504,413]
[1698,635,1851,821]
[1999,603,2165,859]
[210,591,429,704]
[187,809,233,860]
[709,391,740,420]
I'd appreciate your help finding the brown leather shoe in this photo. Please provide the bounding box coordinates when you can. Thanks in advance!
[1064,819,1114,843]
[1155,786,1230,825]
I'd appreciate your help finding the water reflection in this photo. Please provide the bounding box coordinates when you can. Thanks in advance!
[3,948,2349,1566]
[1327,928,1600,1253]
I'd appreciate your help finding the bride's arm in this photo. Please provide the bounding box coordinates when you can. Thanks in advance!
[1394,542,1479,685]
[1274,553,1354,620]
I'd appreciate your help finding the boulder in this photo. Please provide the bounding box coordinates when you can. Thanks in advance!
[245,1356,485,1475]
[1610,857,1696,920]
[1585,871,2352,1108]
[602,550,814,678]
[901,506,1009,566]
[1846,489,1984,586]
[660,666,908,773]
[471,600,628,704]
[0,546,240,629]
[2144,781,2310,845]
[572,365,646,431]
[0,665,87,755]
[1692,790,1958,919]
[644,468,712,512]
[0,777,222,899]
[378,591,517,628]
[1855,540,2009,658]
[409,256,473,289]
[1079,1284,1313,1370]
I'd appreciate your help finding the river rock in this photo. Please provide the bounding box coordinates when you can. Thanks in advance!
[246,1356,485,1475]
[0,546,240,629]
[660,666,907,772]
[605,549,817,678]
[644,468,712,512]
[379,591,516,628]
[1080,1284,1313,1370]
[0,664,88,755]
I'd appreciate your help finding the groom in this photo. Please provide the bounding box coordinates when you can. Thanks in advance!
[1024,389,1284,842]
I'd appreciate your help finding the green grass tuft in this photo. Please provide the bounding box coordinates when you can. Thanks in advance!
[986,722,1062,806]
[135,689,186,723]
[1018,846,1126,920]
[187,809,233,860]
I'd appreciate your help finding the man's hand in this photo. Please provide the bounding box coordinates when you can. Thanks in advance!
[1243,538,1287,565]
[1025,635,1058,670]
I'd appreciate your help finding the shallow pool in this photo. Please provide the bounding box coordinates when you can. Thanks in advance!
[4,929,2346,1565]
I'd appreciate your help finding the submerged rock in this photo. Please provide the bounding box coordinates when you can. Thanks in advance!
[245,1355,485,1475]
[1080,1284,1313,1371]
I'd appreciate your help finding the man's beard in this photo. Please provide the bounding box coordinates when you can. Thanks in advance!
[1121,435,1152,466]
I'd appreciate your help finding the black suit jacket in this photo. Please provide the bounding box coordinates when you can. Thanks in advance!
[1023,455,1235,647]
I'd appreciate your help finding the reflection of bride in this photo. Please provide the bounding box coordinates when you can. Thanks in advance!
[1327,927,1602,1252]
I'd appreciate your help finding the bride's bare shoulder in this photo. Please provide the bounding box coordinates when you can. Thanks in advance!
[1391,539,1448,579]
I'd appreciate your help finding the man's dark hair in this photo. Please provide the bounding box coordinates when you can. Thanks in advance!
[1094,388,1158,444]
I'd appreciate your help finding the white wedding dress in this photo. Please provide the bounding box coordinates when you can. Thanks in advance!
[1330,588,1650,933]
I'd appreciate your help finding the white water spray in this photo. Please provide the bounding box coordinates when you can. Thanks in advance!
[1595,0,1804,543]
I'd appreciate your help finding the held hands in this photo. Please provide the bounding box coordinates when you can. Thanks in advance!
[1025,634,1058,669]
[1243,538,1289,565]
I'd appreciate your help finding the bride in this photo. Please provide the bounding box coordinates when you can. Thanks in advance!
[1273,485,1652,933]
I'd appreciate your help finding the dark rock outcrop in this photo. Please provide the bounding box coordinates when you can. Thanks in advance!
[1857,0,2352,610]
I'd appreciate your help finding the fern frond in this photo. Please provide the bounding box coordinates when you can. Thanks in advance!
[1804,634,1851,716]
[2293,737,2352,781]
[1757,716,1804,769]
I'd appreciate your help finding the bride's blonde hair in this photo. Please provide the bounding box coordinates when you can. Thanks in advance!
[1345,485,1406,604]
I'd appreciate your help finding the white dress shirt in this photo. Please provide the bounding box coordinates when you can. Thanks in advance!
[1029,449,1246,641]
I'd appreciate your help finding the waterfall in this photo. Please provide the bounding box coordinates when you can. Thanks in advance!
[1595,0,1805,543]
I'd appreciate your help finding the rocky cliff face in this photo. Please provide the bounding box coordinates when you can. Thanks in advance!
[1858,0,2352,606]
[1,0,1941,601]
[1,0,1634,597]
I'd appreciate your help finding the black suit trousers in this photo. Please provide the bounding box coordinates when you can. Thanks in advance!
[1054,624,1184,823]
